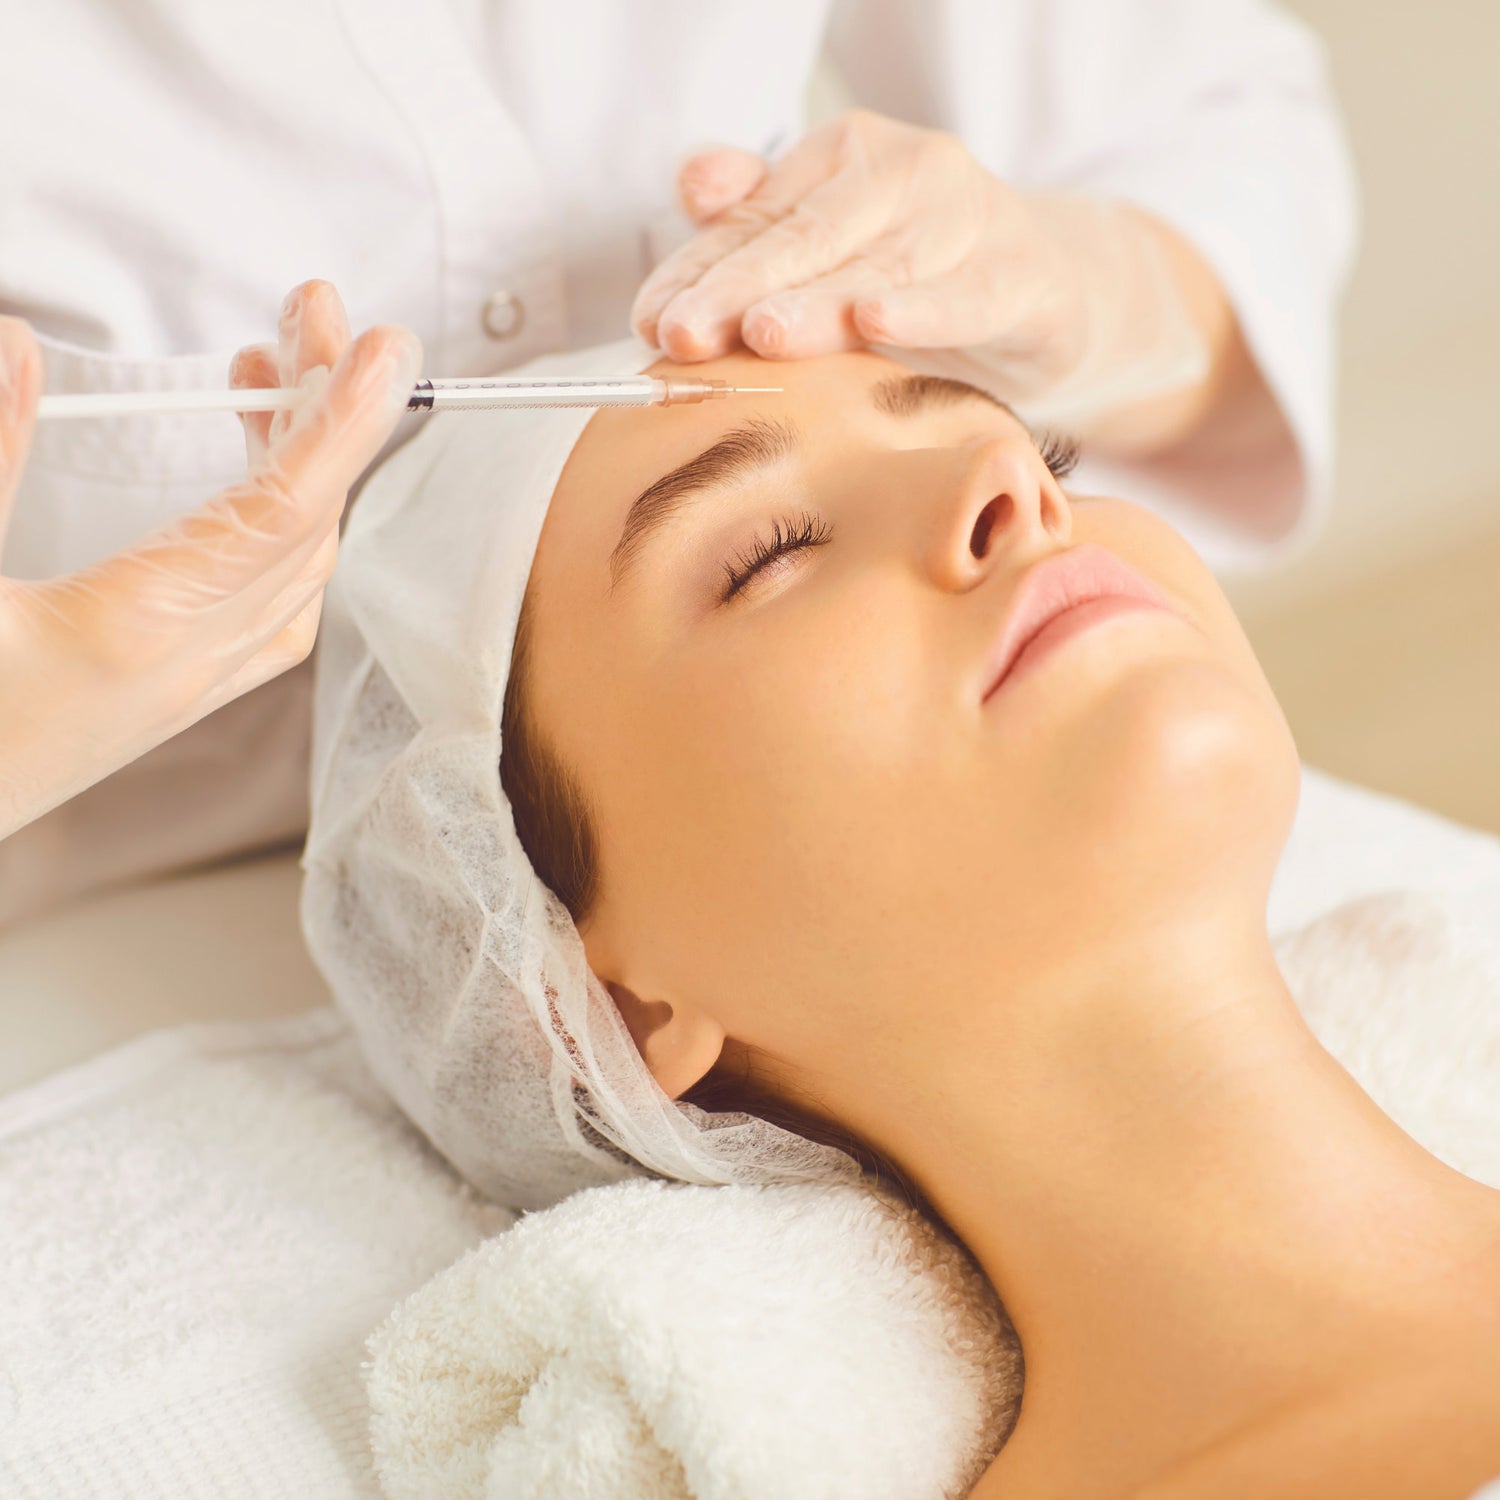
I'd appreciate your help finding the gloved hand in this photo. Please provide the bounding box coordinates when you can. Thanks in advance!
[630,109,1209,425]
[0,279,422,841]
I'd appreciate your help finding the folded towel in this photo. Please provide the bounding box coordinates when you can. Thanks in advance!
[365,883,1500,1500]
[367,1175,1020,1500]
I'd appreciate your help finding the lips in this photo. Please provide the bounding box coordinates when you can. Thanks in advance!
[980,543,1175,702]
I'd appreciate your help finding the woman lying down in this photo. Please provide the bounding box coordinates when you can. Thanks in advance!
[300,334,1500,1500]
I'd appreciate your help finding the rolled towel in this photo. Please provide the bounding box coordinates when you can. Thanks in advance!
[365,1175,1022,1500]
[366,886,1500,1500]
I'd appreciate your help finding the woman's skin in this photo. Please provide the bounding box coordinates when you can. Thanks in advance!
[521,346,1500,1499]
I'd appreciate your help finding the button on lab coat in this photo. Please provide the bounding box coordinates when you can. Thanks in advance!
[0,0,1357,923]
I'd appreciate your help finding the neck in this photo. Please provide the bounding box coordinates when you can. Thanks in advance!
[841,906,1500,1499]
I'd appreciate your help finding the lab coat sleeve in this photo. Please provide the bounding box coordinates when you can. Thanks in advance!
[823,0,1360,575]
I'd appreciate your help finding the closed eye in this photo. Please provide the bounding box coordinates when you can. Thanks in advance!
[715,430,1079,606]
[719,510,833,604]
[611,373,1079,596]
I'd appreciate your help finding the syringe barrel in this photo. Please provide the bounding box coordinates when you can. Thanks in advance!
[409,377,665,410]
[407,376,734,410]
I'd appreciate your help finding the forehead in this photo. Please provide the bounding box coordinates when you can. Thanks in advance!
[532,346,907,597]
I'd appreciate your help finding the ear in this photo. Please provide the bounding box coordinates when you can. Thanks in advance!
[602,978,726,1100]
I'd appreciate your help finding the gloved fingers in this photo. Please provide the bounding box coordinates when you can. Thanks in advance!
[0,314,43,562]
[739,250,926,359]
[651,160,901,362]
[271,279,354,447]
[630,118,845,347]
[228,341,278,470]
[258,322,420,509]
[275,279,352,390]
[0,317,399,843]
[191,324,415,618]
[846,262,1084,405]
[11,532,336,821]
[675,144,767,224]
[215,566,328,701]
[636,113,970,363]
[89,324,420,650]
[851,254,1053,354]
[67,506,339,734]
[208,592,326,712]
[231,282,357,469]
[111,462,337,643]
[195,531,336,716]
[224,514,339,664]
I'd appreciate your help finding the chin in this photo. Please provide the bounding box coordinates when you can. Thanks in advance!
[1035,655,1299,891]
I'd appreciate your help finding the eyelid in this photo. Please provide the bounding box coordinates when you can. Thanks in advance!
[718,509,833,604]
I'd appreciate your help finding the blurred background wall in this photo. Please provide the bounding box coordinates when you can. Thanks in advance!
[1229,0,1500,610]
[1222,0,1500,837]
[810,0,1500,833]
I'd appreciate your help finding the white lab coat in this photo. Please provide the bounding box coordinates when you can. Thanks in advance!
[0,0,1356,923]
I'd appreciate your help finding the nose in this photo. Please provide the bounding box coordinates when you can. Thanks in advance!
[926,436,1071,591]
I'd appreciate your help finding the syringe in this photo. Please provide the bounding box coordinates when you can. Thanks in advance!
[35,376,783,421]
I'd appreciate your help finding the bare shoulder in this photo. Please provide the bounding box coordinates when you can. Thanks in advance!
[1123,1344,1500,1500]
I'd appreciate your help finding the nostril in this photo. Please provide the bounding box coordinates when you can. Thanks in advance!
[969,495,1010,559]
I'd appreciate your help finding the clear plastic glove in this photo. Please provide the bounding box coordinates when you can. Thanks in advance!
[0,279,422,840]
[630,109,1209,425]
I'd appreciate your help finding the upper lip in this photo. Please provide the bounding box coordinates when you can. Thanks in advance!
[980,543,1174,701]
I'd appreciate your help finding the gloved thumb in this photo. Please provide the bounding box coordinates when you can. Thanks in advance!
[676,145,767,224]
[0,316,43,570]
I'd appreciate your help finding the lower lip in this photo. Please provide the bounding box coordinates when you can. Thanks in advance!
[984,596,1171,702]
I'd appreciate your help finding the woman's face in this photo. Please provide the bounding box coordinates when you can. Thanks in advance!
[524,347,1300,1106]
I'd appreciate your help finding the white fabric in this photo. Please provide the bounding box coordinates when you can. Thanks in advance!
[366,1176,1022,1500]
[0,0,1355,578]
[300,333,870,1214]
[3,770,1497,1496]
[0,0,1355,918]
[0,1011,509,1500]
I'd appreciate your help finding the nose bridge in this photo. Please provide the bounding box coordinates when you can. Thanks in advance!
[925,434,1068,591]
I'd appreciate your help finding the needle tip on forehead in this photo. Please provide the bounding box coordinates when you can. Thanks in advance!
[729,386,784,393]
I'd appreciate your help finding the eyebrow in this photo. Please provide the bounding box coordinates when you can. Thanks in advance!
[606,373,1025,593]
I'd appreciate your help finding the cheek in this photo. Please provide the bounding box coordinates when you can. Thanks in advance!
[608,584,951,1018]
[1097,499,1279,712]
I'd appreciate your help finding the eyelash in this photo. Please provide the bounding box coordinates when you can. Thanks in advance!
[720,509,833,602]
[717,432,1081,603]
[1035,430,1082,479]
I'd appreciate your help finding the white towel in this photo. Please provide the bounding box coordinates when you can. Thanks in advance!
[366,1176,1021,1500]
[364,883,1500,1500]
[0,1011,514,1498]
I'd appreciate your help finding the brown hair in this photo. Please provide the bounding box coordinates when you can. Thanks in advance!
[499,586,951,1234]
